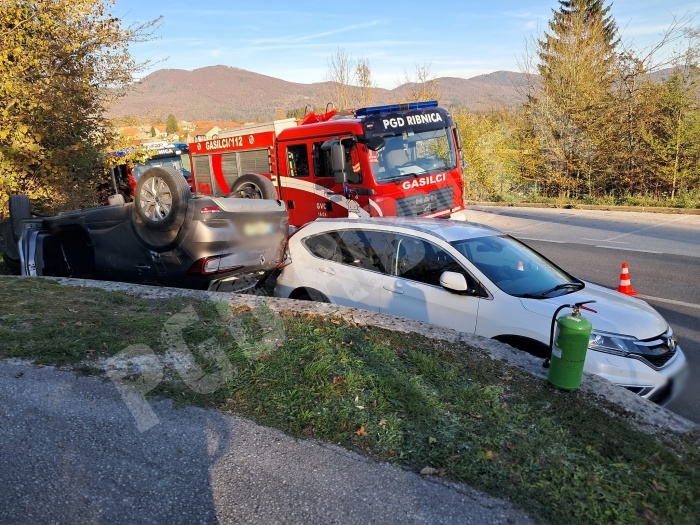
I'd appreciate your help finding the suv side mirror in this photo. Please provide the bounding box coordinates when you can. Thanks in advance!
[440,271,468,293]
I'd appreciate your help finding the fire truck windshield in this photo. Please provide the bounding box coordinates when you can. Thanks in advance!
[371,128,457,182]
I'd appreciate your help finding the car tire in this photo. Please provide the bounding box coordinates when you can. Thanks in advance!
[9,195,31,242]
[0,221,20,272]
[228,174,277,200]
[294,288,330,303]
[134,167,190,232]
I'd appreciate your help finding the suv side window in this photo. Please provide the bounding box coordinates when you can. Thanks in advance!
[304,231,343,261]
[303,229,393,273]
[391,235,476,288]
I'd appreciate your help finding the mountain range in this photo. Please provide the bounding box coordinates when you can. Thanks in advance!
[107,66,532,122]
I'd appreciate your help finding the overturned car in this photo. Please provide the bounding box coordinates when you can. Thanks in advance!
[0,168,289,291]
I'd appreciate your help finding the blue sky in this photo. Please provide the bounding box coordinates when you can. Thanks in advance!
[110,0,699,88]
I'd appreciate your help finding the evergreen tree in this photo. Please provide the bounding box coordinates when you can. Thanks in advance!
[166,114,179,134]
[538,0,619,109]
[531,0,620,197]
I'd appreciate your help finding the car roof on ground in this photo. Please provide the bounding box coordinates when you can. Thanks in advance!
[307,217,504,243]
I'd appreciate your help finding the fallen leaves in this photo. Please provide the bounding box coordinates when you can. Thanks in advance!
[642,509,664,525]
[354,425,368,437]
[419,467,447,477]
[650,480,667,493]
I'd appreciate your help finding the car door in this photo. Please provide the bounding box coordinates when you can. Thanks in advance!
[379,233,481,334]
[302,229,394,311]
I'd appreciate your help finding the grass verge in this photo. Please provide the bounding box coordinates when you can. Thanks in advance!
[1,277,698,525]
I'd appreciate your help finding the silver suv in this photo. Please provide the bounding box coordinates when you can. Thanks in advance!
[1,167,289,291]
[274,217,688,404]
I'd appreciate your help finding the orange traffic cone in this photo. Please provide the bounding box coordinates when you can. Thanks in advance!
[617,262,638,295]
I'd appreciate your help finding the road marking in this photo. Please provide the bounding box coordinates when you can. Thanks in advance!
[582,238,628,244]
[595,245,664,254]
[603,215,686,242]
[638,294,700,311]
[507,221,547,233]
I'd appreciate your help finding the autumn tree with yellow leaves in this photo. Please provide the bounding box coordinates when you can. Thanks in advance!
[0,0,160,215]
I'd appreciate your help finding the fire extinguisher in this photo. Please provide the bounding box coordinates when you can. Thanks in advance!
[543,301,597,391]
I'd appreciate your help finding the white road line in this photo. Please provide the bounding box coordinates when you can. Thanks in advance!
[582,238,628,244]
[595,245,664,254]
[638,294,700,311]
[603,215,687,242]
[507,221,547,233]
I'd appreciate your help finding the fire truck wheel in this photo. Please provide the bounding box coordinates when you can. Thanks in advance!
[9,195,31,242]
[134,167,190,232]
[228,174,277,200]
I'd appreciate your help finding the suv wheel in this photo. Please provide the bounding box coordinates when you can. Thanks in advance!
[135,167,190,232]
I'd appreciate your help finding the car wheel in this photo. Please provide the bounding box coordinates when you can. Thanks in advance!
[135,167,190,232]
[294,288,330,303]
[228,174,277,200]
[0,221,20,272]
[9,195,31,242]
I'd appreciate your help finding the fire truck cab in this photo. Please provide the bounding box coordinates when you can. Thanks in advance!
[189,101,466,227]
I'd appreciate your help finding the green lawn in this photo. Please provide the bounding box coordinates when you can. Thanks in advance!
[1,277,698,525]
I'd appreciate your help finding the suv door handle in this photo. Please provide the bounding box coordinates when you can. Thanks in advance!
[319,267,336,275]
[383,284,404,294]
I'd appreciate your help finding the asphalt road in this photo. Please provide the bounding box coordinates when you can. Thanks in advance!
[468,205,700,423]
[0,360,535,525]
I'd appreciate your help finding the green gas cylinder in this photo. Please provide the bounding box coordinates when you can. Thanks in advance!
[547,308,593,391]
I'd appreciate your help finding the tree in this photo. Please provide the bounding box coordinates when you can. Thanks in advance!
[641,56,700,199]
[530,0,619,197]
[401,63,440,103]
[325,48,354,110]
[453,108,526,200]
[323,49,376,110]
[355,57,375,108]
[166,114,179,134]
[0,0,160,215]
[150,126,157,137]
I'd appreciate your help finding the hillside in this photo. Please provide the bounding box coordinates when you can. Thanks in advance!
[107,66,531,121]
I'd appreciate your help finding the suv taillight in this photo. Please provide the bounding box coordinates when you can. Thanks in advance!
[188,256,243,275]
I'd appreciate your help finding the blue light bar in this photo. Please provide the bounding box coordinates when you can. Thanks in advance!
[355,100,438,117]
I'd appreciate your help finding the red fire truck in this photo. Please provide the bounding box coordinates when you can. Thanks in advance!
[188,101,466,227]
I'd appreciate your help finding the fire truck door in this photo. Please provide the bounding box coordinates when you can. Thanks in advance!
[280,142,346,224]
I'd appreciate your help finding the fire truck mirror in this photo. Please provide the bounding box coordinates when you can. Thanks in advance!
[455,128,463,150]
[330,142,347,184]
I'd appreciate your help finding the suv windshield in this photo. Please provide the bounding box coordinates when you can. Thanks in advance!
[450,235,582,297]
[372,129,456,182]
